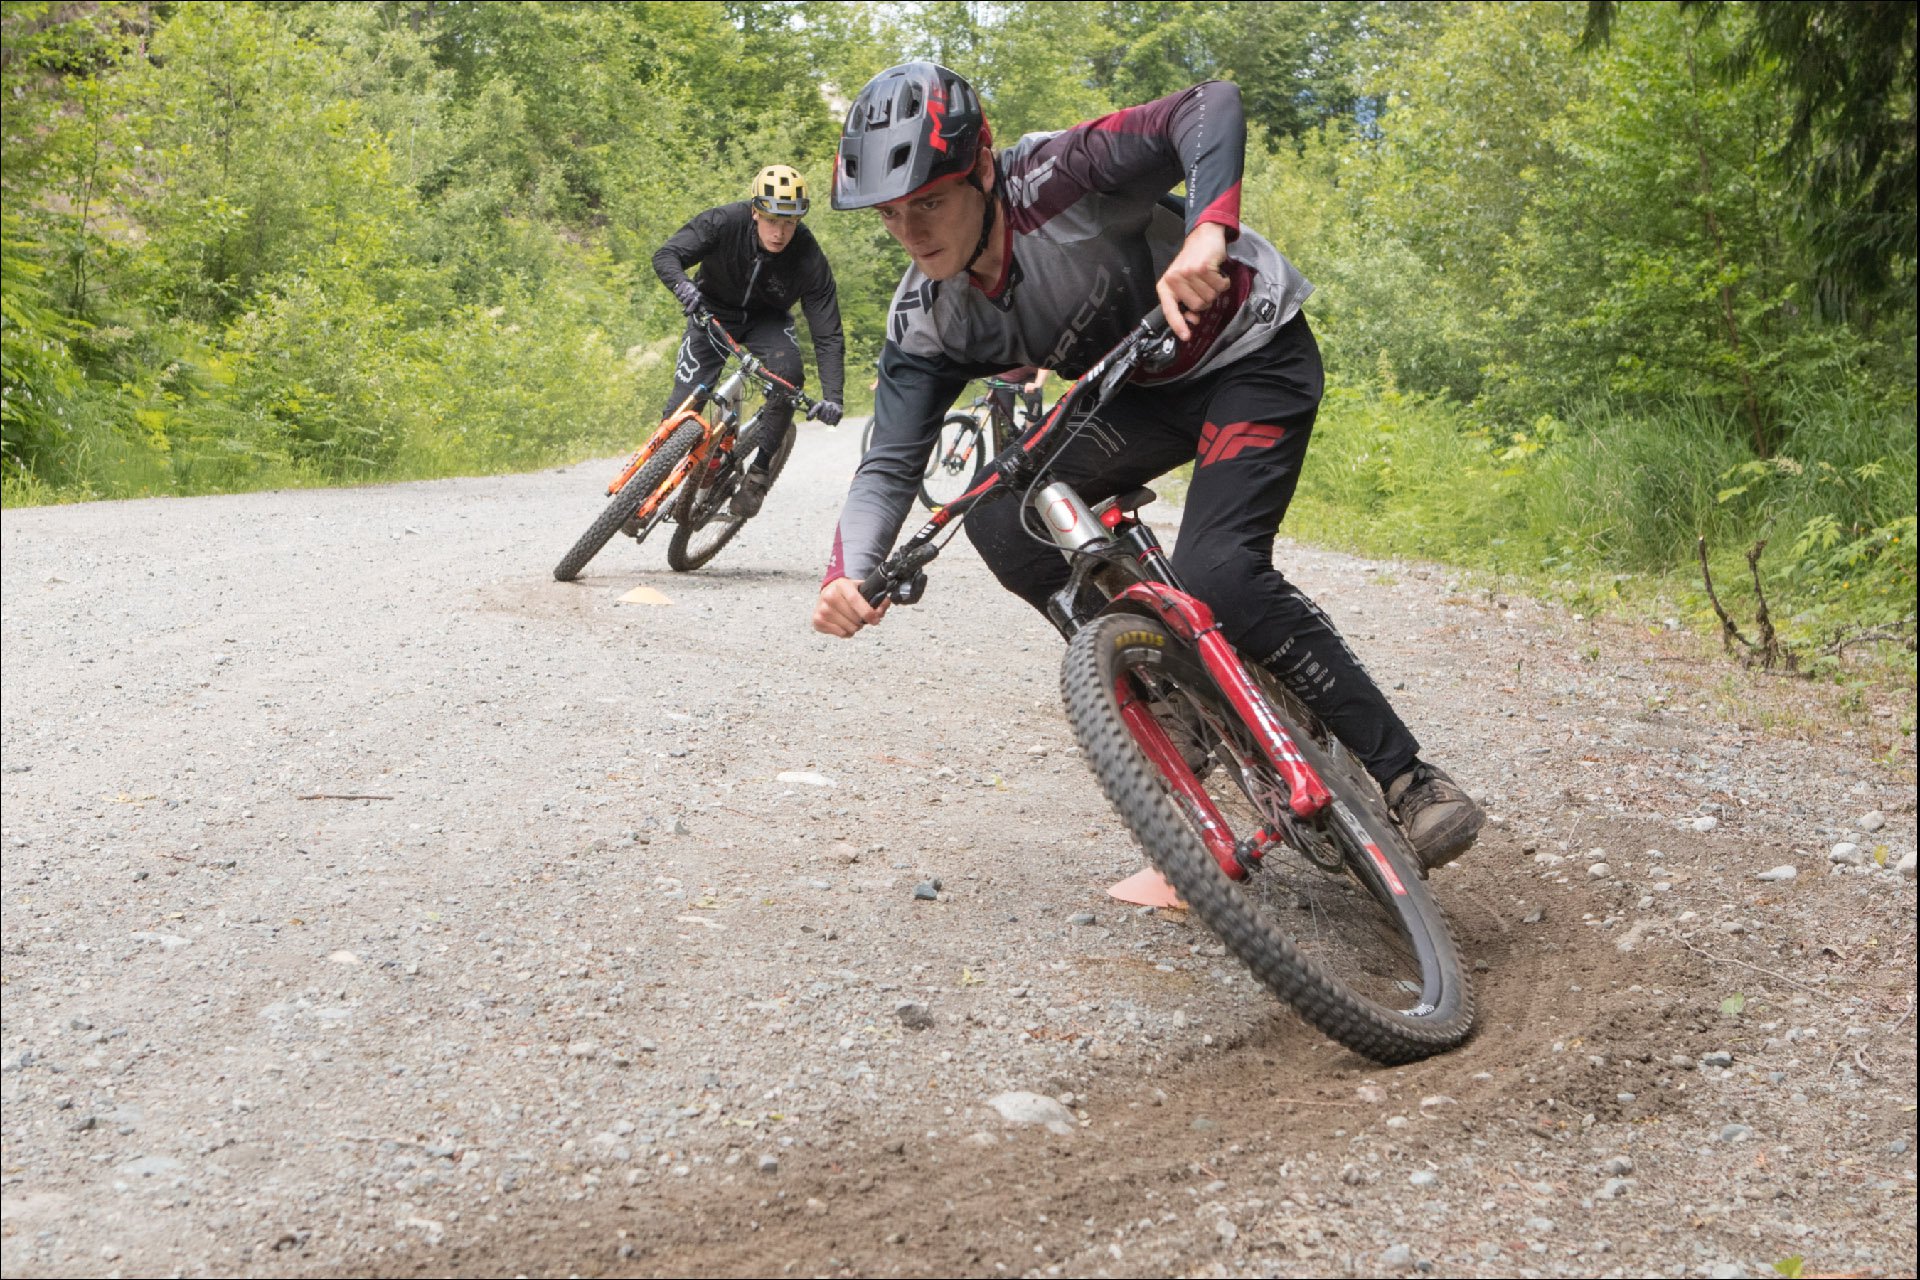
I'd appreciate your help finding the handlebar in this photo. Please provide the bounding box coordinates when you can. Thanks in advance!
[693,310,821,418]
[858,307,1175,607]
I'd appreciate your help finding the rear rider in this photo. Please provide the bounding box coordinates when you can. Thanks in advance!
[652,165,847,518]
[813,63,1486,870]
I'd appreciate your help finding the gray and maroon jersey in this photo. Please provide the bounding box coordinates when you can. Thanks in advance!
[827,80,1312,584]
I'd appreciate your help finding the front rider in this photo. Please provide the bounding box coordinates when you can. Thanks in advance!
[812,64,1485,870]
[652,164,847,517]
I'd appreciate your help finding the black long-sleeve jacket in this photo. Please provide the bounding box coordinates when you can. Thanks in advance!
[651,201,846,403]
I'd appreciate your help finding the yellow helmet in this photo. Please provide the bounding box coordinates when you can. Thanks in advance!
[751,164,809,217]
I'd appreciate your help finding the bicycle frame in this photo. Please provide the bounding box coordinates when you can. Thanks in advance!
[603,314,814,528]
[860,310,1333,876]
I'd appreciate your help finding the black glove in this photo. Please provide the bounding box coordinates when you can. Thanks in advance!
[810,400,843,427]
[672,280,704,316]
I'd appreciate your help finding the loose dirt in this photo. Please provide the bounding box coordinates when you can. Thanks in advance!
[2,422,1913,1279]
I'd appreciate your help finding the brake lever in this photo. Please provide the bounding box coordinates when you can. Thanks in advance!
[890,571,928,606]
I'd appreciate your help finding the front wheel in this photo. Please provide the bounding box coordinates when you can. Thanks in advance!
[918,413,990,510]
[552,422,701,582]
[1059,612,1474,1063]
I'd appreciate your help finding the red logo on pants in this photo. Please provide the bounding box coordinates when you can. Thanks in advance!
[1197,420,1288,467]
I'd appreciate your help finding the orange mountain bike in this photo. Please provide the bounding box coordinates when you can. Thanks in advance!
[553,313,818,581]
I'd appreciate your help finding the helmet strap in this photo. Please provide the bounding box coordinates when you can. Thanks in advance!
[960,167,998,276]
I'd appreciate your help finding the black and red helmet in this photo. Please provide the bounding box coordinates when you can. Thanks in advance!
[832,62,991,211]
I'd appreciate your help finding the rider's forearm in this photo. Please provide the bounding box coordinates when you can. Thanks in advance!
[1061,81,1245,241]
[651,239,695,293]
[802,290,847,404]
[652,208,723,292]
[825,345,969,582]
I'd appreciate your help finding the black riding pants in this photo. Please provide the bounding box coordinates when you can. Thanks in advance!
[963,314,1422,787]
[662,310,803,469]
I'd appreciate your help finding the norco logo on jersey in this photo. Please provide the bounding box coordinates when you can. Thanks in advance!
[1004,156,1058,209]
[1043,266,1112,370]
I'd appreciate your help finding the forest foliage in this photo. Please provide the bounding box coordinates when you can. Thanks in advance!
[2,0,1913,650]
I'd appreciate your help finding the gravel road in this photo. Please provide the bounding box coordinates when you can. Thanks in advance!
[2,420,1914,1279]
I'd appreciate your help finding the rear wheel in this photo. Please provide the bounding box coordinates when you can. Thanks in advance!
[552,422,701,582]
[665,416,796,572]
[918,412,990,510]
[1059,612,1474,1063]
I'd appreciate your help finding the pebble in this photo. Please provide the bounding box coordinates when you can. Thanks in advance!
[1026,744,1049,757]
[1755,865,1796,882]
[912,881,940,901]
[1602,1155,1634,1176]
[1702,1051,1734,1067]
[1588,863,1611,879]
[1858,811,1886,833]
[1408,1170,1438,1188]
[758,1154,779,1174]
[1068,912,1096,926]
[1829,842,1865,865]
[895,1001,934,1031]
[775,771,835,788]
[1718,1123,1755,1142]
[1691,815,1719,832]
[1597,1177,1631,1200]
[1379,1244,1414,1270]
[1898,851,1916,880]
[566,1040,599,1059]
[987,1091,1077,1136]
[1888,1140,1908,1155]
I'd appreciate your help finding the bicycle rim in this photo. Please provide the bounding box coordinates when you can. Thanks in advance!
[918,415,989,510]
[666,420,794,571]
[1061,612,1474,1062]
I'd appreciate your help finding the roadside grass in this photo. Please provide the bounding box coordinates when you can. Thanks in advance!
[1181,379,1919,726]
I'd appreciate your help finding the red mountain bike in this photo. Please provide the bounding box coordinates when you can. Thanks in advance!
[859,311,1474,1064]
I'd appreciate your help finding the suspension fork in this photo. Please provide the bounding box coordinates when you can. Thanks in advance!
[1113,674,1246,881]
[1113,583,1332,820]
[607,403,711,496]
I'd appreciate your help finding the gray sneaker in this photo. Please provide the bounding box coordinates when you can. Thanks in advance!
[729,465,772,518]
[1385,762,1484,871]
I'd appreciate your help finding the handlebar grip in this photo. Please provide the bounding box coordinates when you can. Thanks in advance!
[858,567,891,607]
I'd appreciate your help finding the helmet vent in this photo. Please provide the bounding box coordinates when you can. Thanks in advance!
[888,143,911,173]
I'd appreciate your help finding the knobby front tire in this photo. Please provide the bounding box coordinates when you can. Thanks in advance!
[1059,612,1475,1064]
[552,422,702,582]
